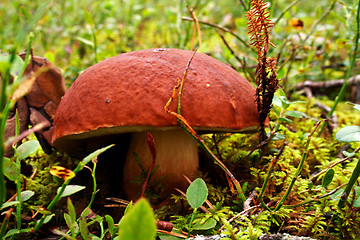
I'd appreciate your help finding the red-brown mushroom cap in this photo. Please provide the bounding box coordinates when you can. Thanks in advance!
[52,48,261,154]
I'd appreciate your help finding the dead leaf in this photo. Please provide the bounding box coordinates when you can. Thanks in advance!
[50,166,75,181]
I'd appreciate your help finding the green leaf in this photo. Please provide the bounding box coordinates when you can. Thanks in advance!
[64,213,78,237]
[20,190,34,202]
[284,110,308,118]
[76,36,94,47]
[272,94,283,109]
[272,106,280,116]
[30,206,52,215]
[0,54,24,77]
[3,157,19,181]
[11,56,25,79]
[335,126,360,142]
[89,235,101,240]
[279,96,290,109]
[43,214,55,224]
[16,140,40,160]
[118,198,156,240]
[290,101,307,105]
[63,213,71,228]
[353,186,360,207]
[329,188,344,201]
[192,218,217,230]
[322,169,334,188]
[353,103,360,112]
[271,133,285,141]
[79,210,90,240]
[81,207,96,220]
[67,198,77,224]
[124,201,133,215]
[276,88,287,97]
[186,178,208,209]
[105,215,115,236]
[0,201,20,210]
[3,229,20,239]
[53,229,77,240]
[57,185,86,198]
[82,144,114,166]
[278,117,293,123]
[158,233,183,240]
[343,151,356,157]
[84,8,94,26]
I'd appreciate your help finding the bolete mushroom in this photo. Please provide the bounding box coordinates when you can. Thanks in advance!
[52,48,262,200]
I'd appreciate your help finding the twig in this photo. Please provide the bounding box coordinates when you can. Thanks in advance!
[186,6,202,50]
[157,229,188,239]
[302,0,337,44]
[4,122,49,149]
[243,189,258,216]
[238,0,248,11]
[215,30,254,82]
[181,16,251,49]
[274,0,304,26]
[211,135,224,162]
[296,75,360,90]
[218,204,260,231]
[216,29,244,67]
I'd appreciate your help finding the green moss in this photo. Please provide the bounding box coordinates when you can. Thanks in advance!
[196,96,360,238]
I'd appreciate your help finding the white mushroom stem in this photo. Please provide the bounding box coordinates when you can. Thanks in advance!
[123,129,199,200]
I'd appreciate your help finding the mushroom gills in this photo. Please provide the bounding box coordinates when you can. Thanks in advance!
[123,129,199,200]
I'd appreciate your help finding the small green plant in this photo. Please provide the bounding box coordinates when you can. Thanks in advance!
[57,198,122,240]
[0,139,39,238]
[270,89,308,140]
[335,103,360,208]
[0,143,113,239]
[186,178,208,238]
[33,145,114,232]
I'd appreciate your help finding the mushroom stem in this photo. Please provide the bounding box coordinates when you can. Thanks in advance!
[123,129,199,200]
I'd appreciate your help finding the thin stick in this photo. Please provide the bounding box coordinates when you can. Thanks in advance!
[164,50,247,202]
[215,29,254,82]
[219,205,260,231]
[310,146,360,182]
[274,0,304,26]
[187,6,202,50]
[4,122,48,149]
[181,16,251,49]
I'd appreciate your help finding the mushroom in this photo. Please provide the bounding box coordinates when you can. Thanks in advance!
[52,48,262,200]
